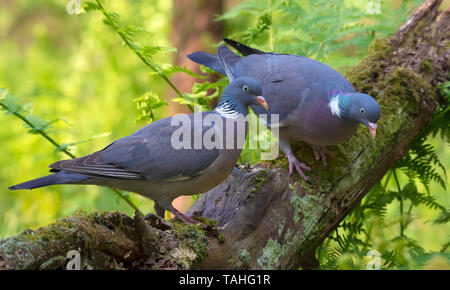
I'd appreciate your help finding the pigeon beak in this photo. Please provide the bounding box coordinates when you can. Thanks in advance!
[368,122,377,139]
[255,96,269,111]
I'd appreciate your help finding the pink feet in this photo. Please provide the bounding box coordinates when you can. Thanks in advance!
[286,151,311,182]
[311,145,334,167]
[170,207,203,226]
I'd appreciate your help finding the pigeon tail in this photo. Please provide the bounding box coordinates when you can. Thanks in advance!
[223,38,265,56]
[187,51,226,75]
[9,171,88,190]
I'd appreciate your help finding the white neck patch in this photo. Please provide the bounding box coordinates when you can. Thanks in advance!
[215,105,240,119]
[328,95,341,117]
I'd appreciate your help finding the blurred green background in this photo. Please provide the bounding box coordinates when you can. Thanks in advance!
[0,0,448,269]
[0,0,172,236]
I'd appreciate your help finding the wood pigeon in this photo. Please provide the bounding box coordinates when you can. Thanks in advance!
[9,72,269,224]
[188,39,381,181]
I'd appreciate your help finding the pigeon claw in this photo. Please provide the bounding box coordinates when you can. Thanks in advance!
[311,145,334,168]
[170,207,206,226]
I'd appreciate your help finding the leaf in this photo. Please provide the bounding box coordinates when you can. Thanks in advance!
[217,1,270,20]
[433,210,450,225]
[83,1,101,12]
[150,63,206,79]
[133,91,168,123]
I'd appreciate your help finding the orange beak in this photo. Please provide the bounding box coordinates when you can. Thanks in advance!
[368,122,377,139]
[255,96,269,111]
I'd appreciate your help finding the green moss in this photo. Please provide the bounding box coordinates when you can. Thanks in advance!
[217,232,225,243]
[170,221,209,264]
[72,209,104,221]
[190,217,225,244]
[381,67,432,110]
[17,230,40,244]
[16,216,81,248]
[346,37,394,96]
[419,60,434,74]
[364,67,434,162]
[270,154,289,171]
[249,168,269,195]
[194,217,217,228]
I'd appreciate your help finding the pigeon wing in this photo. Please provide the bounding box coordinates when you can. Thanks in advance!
[50,113,221,182]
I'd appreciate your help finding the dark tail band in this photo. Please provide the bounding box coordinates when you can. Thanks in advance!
[223,38,265,56]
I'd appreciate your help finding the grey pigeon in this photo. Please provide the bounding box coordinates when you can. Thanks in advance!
[9,73,268,224]
[188,39,381,181]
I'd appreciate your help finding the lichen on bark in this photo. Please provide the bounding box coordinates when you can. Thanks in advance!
[0,211,210,270]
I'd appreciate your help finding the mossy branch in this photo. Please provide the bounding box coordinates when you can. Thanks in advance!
[0,211,208,270]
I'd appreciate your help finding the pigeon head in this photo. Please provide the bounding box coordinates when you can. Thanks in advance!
[217,77,268,117]
[329,93,381,139]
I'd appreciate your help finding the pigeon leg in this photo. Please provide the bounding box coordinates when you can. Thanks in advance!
[286,152,312,182]
[279,138,311,181]
[311,145,333,167]
[154,203,166,218]
[171,208,200,225]
[160,201,203,225]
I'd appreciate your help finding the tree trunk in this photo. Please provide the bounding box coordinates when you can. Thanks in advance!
[167,0,224,115]
[0,0,448,270]
[168,0,224,216]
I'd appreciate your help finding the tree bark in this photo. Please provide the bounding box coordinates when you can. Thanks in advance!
[168,0,224,216]
[0,0,448,270]
[167,0,224,115]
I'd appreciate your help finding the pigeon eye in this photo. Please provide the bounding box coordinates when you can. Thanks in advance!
[360,108,366,115]
[243,85,249,92]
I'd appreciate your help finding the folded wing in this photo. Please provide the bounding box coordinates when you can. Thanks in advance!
[50,114,221,182]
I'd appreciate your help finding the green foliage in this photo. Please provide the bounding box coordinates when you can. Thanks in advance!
[173,75,229,110]
[0,88,138,211]
[0,0,172,237]
[85,0,187,112]
[1,89,76,157]
[133,91,168,123]
[86,0,229,114]
[220,0,422,68]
